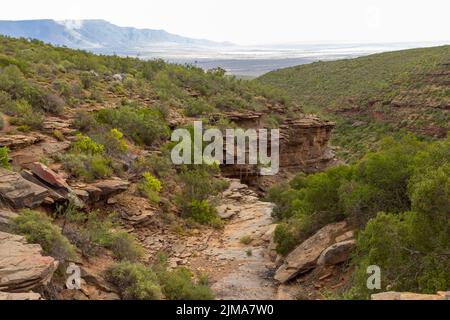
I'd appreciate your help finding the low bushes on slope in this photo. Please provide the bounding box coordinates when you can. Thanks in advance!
[268,134,450,296]
[12,210,77,263]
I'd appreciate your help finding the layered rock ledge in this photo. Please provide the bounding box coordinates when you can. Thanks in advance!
[0,231,58,292]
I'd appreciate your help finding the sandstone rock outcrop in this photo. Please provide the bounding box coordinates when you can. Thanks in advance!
[371,291,450,300]
[0,134,42,150]
[73,179,130,204]
[0,231,58,292]
[217,112,336,180]
[274,221,348,283]
[0,168,48,209]
[279,116,336,172]
[20,162,83,207]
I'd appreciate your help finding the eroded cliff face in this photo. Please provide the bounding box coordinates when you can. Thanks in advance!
[217,110,336,183]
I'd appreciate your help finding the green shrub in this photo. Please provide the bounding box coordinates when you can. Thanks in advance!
[71,133,105,155]
[53,79,72,99]
[80,71,95,89]
[52,129,65,141]
[186,200,222,228]
[184,98,216,116]
[0,146,10,169]
[72,111,97,132]
[107,232,144,262]
[59,152,112,181]
[96,104,170,146]
[58,134,114,181]
[157,267,214,300]
[106,262,162,300]
[138,172,162,203]
[0,90,15,113]
[13,210,76,263]
[8,99,44,129]
[240,235,253,245]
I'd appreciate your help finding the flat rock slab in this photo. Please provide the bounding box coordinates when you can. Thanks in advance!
[0,168,48,209]
[0,231,58,292]
[0,134,42,150]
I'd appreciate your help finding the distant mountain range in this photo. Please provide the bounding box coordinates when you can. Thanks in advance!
[0,19,230,53]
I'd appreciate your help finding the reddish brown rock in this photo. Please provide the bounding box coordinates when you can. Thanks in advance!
[0,231,58,292]
[77,179,129,204]
[0,168,48,209]
[28,162,70,190]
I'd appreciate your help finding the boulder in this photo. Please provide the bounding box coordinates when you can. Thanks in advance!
[84,179,129,203]
[20,163,83,207]
[317,239,356,266]
[0,291,42,300]
[274,221,347,283]
[0,231,58,292]
[28,162,70,190]
[0,168,48,209]
[371,291,450,300]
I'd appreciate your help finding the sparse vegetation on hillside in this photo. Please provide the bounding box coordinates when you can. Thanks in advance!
[13,210,77,264]
[106,259,214,300]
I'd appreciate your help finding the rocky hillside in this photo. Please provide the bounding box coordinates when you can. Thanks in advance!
[0,35,338,300]
[259,45,450,161]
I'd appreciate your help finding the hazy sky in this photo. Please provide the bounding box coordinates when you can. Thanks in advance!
[1,0,449,44]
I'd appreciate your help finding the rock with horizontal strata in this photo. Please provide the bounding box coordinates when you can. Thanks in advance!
[274,221,347,283]
[0,134,42,150]
[0,168,48,209]
[0,231,58,292]
[79,179,129,204]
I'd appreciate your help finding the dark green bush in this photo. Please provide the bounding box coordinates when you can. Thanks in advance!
[157,267,214,300]
[96,104,170,146]
[106,262,162,300]
[186,200,222,228]
[58,134,114,181]
[0,146,10,169]
[13,210,77,263]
